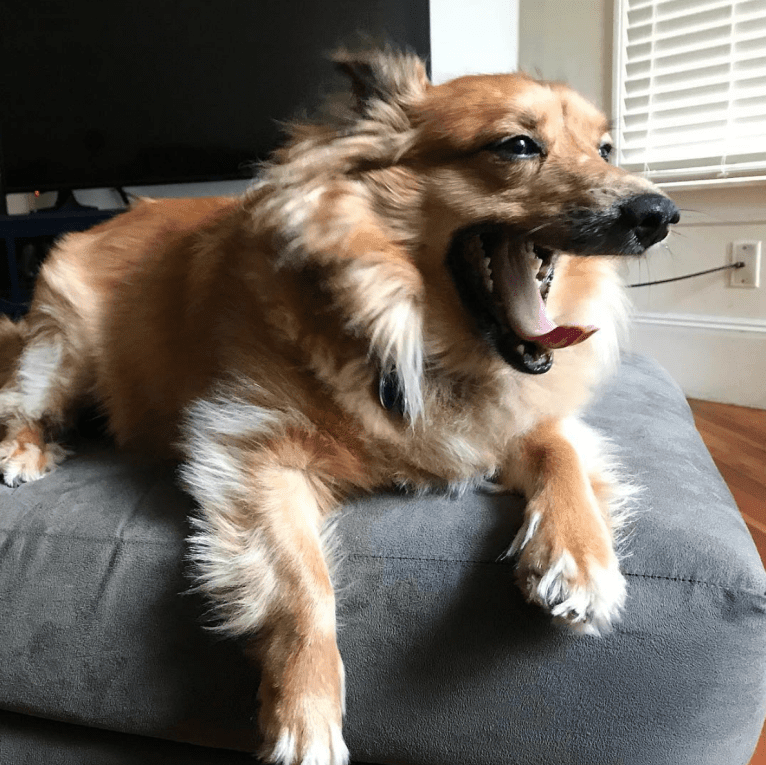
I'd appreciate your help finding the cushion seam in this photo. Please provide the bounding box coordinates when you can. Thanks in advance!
[623,570,766,597]
[0,529,182,546]
[345,553,766,597]
[0,539,762,596]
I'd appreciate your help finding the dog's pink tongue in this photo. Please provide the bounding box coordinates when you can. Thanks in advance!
[491,242,597,350]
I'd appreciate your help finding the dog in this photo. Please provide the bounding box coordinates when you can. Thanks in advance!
[0,47,678,765]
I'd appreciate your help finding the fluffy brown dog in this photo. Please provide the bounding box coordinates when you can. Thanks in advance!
[0,48,678,764]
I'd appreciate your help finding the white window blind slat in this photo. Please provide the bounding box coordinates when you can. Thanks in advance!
[622,129,764,155]
[651,45,732,74]
[614,0,766,184]
[625,67,736,98]
[735,53,766,70]
[653,0,735,11]
[653,26,735,56]
[652,0,736,18]
[737,10,766,28]
[654,4,732,25]
[623,90,766,124]
[624,33,735,67]
[627,16,733,46]
[621,118,766,143]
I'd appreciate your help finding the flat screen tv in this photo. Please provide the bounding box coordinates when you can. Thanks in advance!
[0,1,429,196]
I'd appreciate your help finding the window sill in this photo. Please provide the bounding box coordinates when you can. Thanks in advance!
[656,176,766,193]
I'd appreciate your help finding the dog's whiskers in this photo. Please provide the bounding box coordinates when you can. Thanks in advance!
[525,221,555,239]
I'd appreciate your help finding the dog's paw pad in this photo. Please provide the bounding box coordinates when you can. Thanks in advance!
[260,723,349,765]
[0,438,67,486]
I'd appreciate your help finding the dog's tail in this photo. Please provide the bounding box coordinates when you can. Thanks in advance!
[0,315,27,391]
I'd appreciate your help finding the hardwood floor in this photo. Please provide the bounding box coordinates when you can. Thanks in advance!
[687,398,766,765]
[688,399,766,564]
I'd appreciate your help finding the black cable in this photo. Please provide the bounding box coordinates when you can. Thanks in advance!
[114,187,136,207]
[627,261,745,288]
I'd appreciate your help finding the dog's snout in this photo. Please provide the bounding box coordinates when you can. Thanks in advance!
[619,194,680,249]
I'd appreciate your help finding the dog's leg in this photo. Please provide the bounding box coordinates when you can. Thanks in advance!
[182,403,358,765]
[0,316,27,390]
[249,469,348,765]
[503,417,627,635]
[0,298,88,485]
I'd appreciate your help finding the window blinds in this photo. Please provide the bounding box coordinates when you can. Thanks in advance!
[613,0,766,183]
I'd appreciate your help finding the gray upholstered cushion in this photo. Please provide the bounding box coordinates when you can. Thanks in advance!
[0,354,764,764]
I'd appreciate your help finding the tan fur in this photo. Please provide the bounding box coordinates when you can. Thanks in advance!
[0,48,675,765]
[507,419,612,571]
[0,317,25,389]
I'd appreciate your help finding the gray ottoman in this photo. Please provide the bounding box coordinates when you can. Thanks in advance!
[0,354,764,765]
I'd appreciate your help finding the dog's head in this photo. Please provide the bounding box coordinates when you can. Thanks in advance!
[329,48,679,377]
[258,48,678,417]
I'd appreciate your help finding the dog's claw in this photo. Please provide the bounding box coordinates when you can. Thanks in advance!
[510,515,626,635]
[260,723,349,765]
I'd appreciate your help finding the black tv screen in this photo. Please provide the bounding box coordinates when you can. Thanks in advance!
[0,0,429,193]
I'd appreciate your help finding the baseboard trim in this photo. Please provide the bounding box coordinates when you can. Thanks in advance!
[633,312,766,334]
[629,312,766,409]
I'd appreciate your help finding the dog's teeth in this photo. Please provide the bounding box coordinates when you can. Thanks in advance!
[467,236,485,258]
[481,257,494,292]
[516,344,525,355]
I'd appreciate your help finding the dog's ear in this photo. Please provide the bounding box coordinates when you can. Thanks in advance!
[333,56,378,106]
[332,46,429,113]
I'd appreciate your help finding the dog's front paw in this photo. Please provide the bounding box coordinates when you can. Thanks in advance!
[257,641,349,765]
[508,512,626,635]
[0,429,67,486]
[259,710,348,765]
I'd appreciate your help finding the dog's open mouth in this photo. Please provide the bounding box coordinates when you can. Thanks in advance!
[446,225,597,374]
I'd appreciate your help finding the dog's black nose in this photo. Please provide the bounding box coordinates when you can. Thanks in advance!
[619,194,680,249]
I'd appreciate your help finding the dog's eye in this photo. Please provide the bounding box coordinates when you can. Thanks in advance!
[599,142,613,161]
[488,135,542,159]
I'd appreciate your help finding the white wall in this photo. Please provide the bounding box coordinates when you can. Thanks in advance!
[430,0,519,83]
[626,185,766,324]
[626,184,766,408]
[519,0,766,408]
[519,0,614,112]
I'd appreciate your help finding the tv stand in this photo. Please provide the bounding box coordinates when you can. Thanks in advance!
[0,206,120,317]
[52,189,99,213]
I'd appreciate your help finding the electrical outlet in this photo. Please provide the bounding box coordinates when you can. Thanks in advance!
[730,241,761,288]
